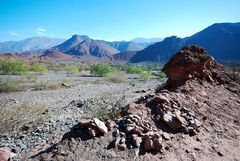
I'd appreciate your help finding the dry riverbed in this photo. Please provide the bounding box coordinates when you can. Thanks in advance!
[0,71,162,160]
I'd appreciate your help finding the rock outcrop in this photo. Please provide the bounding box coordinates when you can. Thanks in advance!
[29,45,240,161]
[163,45,231,86]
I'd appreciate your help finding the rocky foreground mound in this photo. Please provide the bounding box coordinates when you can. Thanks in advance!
[20,45,240,161]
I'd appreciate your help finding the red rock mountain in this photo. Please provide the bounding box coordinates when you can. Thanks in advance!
[45,35,119,59]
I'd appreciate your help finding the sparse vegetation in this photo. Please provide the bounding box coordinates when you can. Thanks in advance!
[0,77,25,92]
[0,101,49,132]
[127,66,143,74]
[30,63,48,74]
[139,71,151,80]
[0,59,29,75]
[34,81,64,90]
[64,65,81,73]
[96,108,123,121]
[90,63,113,76]
[105,71,128,83]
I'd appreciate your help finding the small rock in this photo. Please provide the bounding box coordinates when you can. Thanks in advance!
[154,95,170,104]
[162,132,171,140]
[144,138,153,151]
[79,119,92,126]
[87,128,97,137]
[152,138,163,151]
[106,120,115,131]
[217,151,224,156]
[132,136,142,148]
[93,118,108,134]
[118,143,127,151]
[162,113,182,130]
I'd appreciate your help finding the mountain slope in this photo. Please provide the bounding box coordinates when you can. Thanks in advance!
[103,41,145,52]
[0,37,65,53]
[46,35,119,59]
[130,22,240,63]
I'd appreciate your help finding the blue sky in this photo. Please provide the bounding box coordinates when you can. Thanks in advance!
[0,0,239,42]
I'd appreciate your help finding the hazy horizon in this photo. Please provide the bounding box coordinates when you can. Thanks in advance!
[1,0,240,42]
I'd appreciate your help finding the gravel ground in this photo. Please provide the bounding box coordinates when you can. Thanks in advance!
[0,72,163,160]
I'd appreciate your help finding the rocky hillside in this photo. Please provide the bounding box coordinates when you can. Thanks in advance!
[24,45,240,161]
[45,35,119,59]
[130,22,240,63]
[0,37,65,53]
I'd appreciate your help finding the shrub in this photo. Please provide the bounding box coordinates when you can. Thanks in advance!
[90,63,112,77]
[105,71,128,83]
[30,64,48,74]
[140,71,151,80]
[0,59,29,75]
[126,66,143,74]
[64,65,81,73]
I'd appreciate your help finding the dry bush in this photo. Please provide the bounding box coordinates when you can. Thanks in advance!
[0,101,49,132]
[105,72,128,83]
[0,77,26,93]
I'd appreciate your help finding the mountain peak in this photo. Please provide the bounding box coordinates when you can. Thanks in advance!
[71,35,90,41]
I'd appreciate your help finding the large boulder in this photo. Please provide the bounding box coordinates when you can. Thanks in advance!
[163,45,230,86]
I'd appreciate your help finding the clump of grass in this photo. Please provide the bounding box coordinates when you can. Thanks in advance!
[34,81,64,90]
[30,63,48,74]
[96,108,123,122]
[0,101,49,132]
[26,74,39,83]
[0,77,25,93]
[105,71,128,83]
[0,59,29,75]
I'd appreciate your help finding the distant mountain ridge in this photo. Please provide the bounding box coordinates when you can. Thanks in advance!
[0,37,65,53]
[130,22,240,63]
[101,41,145,52]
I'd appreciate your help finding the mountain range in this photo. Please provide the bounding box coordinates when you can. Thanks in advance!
[129,22,240,63]
[0,22,239,62]
[0,37,65,53]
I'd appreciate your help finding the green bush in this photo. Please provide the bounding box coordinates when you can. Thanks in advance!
[126,66,143,74]
[90,63,112,77]
[30,64,48,74]
[64,65,81,73]
[0,59,29,75]
[140,71,151,80]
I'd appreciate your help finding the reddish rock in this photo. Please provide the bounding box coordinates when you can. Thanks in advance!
[79,119,92,126]
[144,138,153,151]
[163,45,230,86]
[153,95,170,105]
[152,138,163,151]
[106,120,116,131]
[0,148,13,161]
